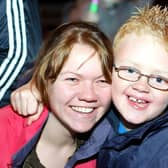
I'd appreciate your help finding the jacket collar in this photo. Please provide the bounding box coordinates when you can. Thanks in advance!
[66,117,114,168]
[103,108,168,150]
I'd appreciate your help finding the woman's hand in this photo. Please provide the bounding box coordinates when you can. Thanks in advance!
[10,82,43,125]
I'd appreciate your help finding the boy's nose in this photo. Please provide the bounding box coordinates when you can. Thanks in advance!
[131,76,150,93]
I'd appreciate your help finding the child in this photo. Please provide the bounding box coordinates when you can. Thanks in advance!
[98,5,168,167]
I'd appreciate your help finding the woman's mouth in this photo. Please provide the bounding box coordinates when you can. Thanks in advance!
[71,106,95,113]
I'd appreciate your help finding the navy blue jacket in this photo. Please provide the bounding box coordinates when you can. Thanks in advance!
[97,108,168,168]
[0,0,42,107]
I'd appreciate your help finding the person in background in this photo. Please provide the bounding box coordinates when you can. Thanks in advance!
[97,5,168,167]
[0,0,42,107]
[67,0,153,40]
[0,21,113,168]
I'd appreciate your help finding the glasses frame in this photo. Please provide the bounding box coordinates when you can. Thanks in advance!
[113,64,168,91]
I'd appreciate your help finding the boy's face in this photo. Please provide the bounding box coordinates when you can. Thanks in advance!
[112,33,168,126]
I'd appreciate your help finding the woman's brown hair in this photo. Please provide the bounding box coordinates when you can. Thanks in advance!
[32,21,113,106]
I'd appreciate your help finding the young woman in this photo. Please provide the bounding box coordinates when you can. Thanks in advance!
[0,21,113,167]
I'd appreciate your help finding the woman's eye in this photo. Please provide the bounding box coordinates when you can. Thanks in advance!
[66,78,78,82]
[99,80,108,83]
[96,79,110,87]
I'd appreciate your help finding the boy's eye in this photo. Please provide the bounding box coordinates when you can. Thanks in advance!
[154,76,166,84]
[156,77,163,83]
[126,67,137,74]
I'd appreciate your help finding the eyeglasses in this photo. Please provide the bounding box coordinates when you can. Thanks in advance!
[113,64,168,91]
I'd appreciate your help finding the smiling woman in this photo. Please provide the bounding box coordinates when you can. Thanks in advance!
[45,42,112,133]
[0,21,113,168]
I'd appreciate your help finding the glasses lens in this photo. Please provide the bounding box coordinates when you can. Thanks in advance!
[114,65,168,91]
[149,76,168,90]
[118,67,139,82]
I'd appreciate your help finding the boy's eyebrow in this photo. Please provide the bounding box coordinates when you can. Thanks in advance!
[77,50,96,70]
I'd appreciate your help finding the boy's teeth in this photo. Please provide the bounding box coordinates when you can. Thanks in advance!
[129,97,146,104]
[137,99,145,103]
[71,106,94,113]
[129,97,137,102]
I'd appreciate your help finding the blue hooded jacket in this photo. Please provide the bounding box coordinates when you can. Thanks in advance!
[97,108,168,168]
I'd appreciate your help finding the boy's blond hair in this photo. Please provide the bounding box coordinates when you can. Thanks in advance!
[113,5,168,51]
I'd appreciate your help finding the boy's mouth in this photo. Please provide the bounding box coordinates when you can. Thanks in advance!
[128,96,148,104]
[127,96,150,110]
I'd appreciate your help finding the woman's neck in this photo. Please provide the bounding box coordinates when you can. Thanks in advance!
[40,112,76,146]
[36,112,77,167]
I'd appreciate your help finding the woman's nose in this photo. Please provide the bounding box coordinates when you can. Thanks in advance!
[78,83,97,102]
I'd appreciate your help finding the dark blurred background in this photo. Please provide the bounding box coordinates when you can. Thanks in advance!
[39,0,75,38]
[39,0,168,40]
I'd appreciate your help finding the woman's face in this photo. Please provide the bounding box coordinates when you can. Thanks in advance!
[112,33,168,127]
[47,43,112,133]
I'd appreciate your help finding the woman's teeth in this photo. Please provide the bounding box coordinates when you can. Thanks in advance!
[71,106,94,113]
